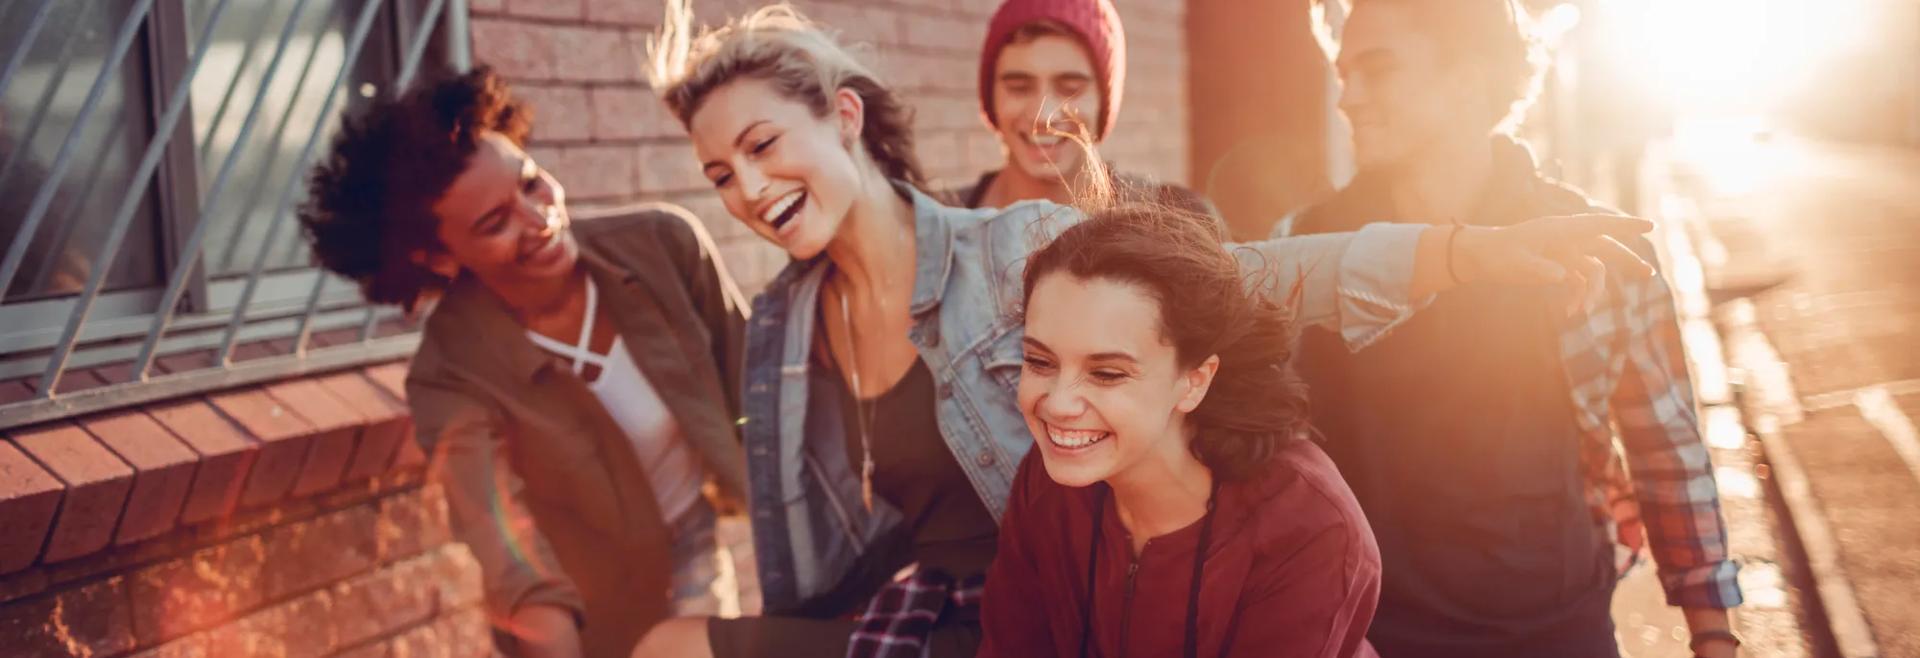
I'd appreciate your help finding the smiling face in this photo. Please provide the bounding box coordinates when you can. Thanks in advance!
[424,131,576,289]
[1018,272,1217,488]
[992,31,1102,182]
[1336,2,1488,171]
[688,78,867,261]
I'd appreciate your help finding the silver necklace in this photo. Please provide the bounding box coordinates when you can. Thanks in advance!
[835,280,877,511]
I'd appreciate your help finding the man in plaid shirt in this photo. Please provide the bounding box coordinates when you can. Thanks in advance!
[1279,1,1742,656]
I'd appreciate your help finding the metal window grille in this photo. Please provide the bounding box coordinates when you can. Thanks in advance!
[0,0,469,429]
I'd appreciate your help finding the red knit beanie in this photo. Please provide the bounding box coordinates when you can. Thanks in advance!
[978,0,1126,141]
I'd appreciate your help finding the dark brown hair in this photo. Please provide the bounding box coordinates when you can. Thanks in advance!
[298,66,532,309]
[1019,204,1309,481]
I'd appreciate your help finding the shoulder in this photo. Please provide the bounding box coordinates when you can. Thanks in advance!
[1237,440,1378,568]
[967,198,1082,255]
[571,202,714,255]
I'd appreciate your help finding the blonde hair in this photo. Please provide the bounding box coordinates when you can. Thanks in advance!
[648,0,925,185]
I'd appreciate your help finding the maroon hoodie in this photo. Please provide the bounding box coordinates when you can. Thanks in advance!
[979,439,1381,658]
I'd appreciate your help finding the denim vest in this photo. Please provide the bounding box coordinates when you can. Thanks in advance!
[741,185,1428,612]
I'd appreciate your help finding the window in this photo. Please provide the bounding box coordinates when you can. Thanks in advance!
[0,0,461,413]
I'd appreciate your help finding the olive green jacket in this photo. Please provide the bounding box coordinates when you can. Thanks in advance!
[405,205,748,658]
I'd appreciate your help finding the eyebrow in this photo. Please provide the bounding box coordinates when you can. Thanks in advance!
[1022,337,1140,365]
[702,120,770,170]
[1086,351,1140,365]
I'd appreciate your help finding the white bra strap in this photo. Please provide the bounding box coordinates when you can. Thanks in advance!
[525,277,610,374]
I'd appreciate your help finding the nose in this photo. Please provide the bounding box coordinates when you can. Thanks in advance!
[1036,379,1089,422]
[735,162,771,200]
[510,193,558,240]
[1037,94,1074,132]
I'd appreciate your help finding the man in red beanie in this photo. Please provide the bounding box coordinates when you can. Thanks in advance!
[949,0,1218,222]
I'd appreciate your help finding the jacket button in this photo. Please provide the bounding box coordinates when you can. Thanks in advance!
[976,451,995,467]
[936,383,952,399]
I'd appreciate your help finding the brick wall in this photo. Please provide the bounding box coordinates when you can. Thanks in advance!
[470,0,1195,294]
[0,361,494,658]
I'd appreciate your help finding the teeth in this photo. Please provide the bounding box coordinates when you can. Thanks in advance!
[1029,133,1063,147]
[1047,427,1107,449]
[761,190,803,225]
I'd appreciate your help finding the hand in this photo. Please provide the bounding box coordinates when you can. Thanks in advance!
[1451,214,1657,310]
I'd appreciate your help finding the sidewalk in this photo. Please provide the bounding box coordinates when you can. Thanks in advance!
[1603,142,1821,658]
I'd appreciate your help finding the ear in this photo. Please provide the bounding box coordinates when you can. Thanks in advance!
[832,87,865,146]
[1175,354,1221,414]
[410,248,460,281]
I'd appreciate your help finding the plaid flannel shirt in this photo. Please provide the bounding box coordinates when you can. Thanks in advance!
[845,569,986,658]
[1561,260,1742,609]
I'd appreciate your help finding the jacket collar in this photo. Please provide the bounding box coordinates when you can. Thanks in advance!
[428,250,645,384]
[905,184,956,316]
[759,182,955,317]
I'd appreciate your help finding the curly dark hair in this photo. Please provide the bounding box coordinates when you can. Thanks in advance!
[1019,205,1309,481]
[298,66,532,309]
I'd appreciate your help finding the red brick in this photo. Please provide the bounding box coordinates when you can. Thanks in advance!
[144,399,258,524]
[153,349,216,375]
[0,442,61,574]
[802,1,902,45]
[425,544,486,609]
[471,17,558,80]
[331,641,388,658]
[506,0,582,20]
[208,387,316,507]
[258,505,379,601]
[515,84,593,141]
[76,411,196,545]
[556,25,639,83]
[435,605,494,658]
[392,426,427,470]
[221,586,340,658]
[126,632,211,658]
[388,621,450,658]
[316,372,411,482]
[331,554,440,648]
[557,144,644,201]
[376,484,451,562]
[900,12,983,54]
[0,378,36,403]
[638,141,708,194]
[8,424,133,562]
[585,0,657,25]
[590,85,678,141]
[128,536,268,643]
[0,568,50,605]
[0,575,135,657]
[266,378,367,497]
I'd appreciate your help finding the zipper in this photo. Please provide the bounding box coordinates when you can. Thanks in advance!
[1117,537,1147,658]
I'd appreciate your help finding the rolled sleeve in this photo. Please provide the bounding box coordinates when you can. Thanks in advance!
[1231,222,1430,351]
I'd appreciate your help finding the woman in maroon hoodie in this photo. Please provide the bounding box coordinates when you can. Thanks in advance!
[979,203,1383,658]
